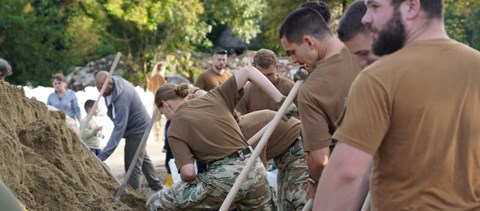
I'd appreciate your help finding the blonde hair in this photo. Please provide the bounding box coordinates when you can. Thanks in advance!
[154,83,190,108]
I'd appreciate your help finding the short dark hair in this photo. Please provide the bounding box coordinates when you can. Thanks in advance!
[337,1,369,42]
[213,47,228,56]
[84,99,95,111]
[300,1,332,24]
[391,0,443,18]
[279,7,332,44]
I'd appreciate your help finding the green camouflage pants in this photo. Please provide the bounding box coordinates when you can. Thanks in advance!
[147,147,276,210]
[0,181,23,211]
[273,138,309,211]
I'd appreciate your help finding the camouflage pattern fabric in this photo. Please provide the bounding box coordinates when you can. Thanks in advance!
[147,148,277,210]
[0,181,23,211]
[273,138,309,211]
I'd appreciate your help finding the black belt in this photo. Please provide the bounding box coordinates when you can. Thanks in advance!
[225,147,252,160]
[207,147,252,166]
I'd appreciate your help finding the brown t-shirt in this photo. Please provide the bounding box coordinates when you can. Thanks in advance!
[298,47,360,151]
[194,67,232,91]
[235,76,294,114]
[333,39,480,210]
[238,110,301,163]
[168,76,247,170]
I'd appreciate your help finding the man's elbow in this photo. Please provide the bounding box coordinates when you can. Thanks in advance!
[180,171,196,181]
[179,163,196,181]
[334,164,364,183]
[307,148,330,167]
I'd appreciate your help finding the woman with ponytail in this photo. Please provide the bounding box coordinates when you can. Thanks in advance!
[147,65,290,210]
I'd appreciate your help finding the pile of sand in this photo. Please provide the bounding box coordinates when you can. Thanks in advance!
[0,81,146,210]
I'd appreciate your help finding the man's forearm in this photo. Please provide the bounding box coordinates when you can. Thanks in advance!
[313,143,372,211]
[235,65,283,102]
[307,147,330,182]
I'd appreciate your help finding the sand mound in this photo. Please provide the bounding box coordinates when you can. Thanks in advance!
[0,81,146,210]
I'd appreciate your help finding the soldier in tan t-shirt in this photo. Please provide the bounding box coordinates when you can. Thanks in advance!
[279,6,361,199]
[238,110,308,211]
[337,0,378,70]
[235,49,294,114]
[315,0,480,210]
[147,65,290,210]
[194,47,232,91]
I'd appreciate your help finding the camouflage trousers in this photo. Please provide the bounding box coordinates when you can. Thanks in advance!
[147,147,277,211]
[273,138,309,211]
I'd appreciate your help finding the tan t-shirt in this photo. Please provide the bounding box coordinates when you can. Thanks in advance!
[333,39,480,210]
[238,110,301,163]
[168,76,247,170]
[194,67,232,91]
[299,47,360,151]
[235,76,294,114]
[147,73,166,94]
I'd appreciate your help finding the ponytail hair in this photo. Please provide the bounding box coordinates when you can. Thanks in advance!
[155,83,190,108]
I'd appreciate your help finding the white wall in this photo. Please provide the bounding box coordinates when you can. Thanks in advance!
[22,85,158,147]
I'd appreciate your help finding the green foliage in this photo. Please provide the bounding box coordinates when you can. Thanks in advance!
[257,0,348,55]
[203,0,267,44]
[0,0,73,86]
[257,0,303,54]
[165,52,204,83]
[445,0,480,50]
[85,0,212,85]
[1,0,478,86]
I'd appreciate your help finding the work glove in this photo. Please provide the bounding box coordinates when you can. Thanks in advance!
[293,66,309,82]
[277,96,298,122]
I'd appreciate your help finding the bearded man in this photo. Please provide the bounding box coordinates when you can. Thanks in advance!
[313,0,480,210]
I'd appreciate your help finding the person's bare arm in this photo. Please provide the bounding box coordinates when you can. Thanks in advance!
[313,143,372,211]
[349,162,372,211]
[234,65,283,103]
[179,163,196,181]
[306,147,329,199]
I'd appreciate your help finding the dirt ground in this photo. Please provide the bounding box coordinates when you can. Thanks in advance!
[104,139,169,192]
[0,81,157,211]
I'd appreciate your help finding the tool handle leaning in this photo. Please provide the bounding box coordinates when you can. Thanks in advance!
[75,52,122,185]
[79,52,121,135]
[113,109,159,204]
[77,138,121,184]
[219,80,303,211]
[302,199,313,211]
[361,191,371,211]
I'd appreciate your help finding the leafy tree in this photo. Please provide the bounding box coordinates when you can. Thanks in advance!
[445,0,480,50]
[77,0,212,85]
[202,0,267,44]
[0,0,74,86]
[257,0,349,55]
[1,0,478,86]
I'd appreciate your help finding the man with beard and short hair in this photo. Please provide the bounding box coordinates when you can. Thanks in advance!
[337,0,378,69]
[314,0,480,210]
[194,47,231,91]
[279,5,361,201]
